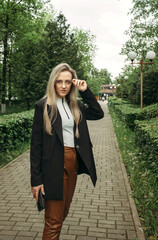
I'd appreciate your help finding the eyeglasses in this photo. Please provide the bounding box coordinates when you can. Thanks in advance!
[55,80,72,86]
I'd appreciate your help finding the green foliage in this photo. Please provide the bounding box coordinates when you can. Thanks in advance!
[109,105,158,238]
[120,0,158,107]
[109,97,158,174]
[0,101,33,116]
[119,64,158,106]
[0,110,34,152]
[0,0,47,106]
[0,141,30,168]
[87,67,112,96]
[11,9,50,108]
[143,67,158,105]
[134,118,158,174]
[1,3,101,110]
[109,97,158,129]
[121,0,158,57]
[108,96,130,107]
[72,28,96,80]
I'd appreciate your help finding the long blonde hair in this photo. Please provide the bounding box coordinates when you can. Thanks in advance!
[42,63,81,138]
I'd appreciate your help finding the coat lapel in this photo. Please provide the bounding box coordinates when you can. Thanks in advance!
[47,104,64,145]
[53,110,64,145]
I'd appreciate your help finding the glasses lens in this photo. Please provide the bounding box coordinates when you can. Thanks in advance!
[55,80,62,85]
[55,80,72,85]
[65,80,72,85]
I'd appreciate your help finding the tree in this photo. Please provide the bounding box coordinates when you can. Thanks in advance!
[72,28,96,80]
[120,0,158,105]
[12,11,48,110]
[121,0,158,58]
[26,12,82,102]
[87,67,112,96]
[0,0,47,112]
[0,4,105,110]
[20,12,97,103]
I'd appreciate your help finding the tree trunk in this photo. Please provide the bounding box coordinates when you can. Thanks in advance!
[1,14,9,113]
[27,99,30,111]
[9,63,11,106]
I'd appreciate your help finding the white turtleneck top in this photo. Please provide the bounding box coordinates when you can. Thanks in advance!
[56,98,74,147]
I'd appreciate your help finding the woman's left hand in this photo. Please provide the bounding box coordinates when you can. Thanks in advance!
[72,79,87,92]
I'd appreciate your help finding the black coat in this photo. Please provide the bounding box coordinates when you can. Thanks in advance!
[30,87,104,200]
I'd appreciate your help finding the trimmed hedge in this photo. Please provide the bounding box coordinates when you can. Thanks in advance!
[135,117,158,173]
[108,97,158,129]
[0,110,34,152]
[108,97,158,174]
[108,97,130,108]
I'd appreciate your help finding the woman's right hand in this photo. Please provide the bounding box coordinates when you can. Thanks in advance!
[31,184,45,201]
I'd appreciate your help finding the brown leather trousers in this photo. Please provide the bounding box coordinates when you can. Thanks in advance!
[42,146,78,240]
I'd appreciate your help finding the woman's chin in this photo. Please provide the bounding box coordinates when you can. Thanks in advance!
[57,91,67,98]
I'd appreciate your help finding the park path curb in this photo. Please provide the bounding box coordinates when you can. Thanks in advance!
[0,150,30,172]
[114,133,145,240]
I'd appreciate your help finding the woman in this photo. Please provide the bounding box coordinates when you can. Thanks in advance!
[30,63,104,240]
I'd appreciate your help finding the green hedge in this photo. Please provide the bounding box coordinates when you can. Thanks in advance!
[108,97,158,173]
[134,117,158,173]
[0,110,34,152]
[108,97,158,129]
[108,97,130,107]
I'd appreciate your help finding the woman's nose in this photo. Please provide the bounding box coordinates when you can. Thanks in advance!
[61,82,66,88]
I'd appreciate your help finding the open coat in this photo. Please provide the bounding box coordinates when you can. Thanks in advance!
[30,87,104,200]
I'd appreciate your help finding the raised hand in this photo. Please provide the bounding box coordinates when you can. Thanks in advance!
[72,79,87,92]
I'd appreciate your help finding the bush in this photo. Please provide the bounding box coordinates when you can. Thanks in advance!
[0,110,34,153]
[142,104,158,119]
[114,104,142,129]
[108,97,158,174]
[134,117,158,174]
[108,96,130,107]
[108,97,158,129]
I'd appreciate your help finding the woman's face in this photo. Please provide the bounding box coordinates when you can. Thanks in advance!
[55,71,73,98]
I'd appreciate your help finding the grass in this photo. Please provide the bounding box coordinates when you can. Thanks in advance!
[0,140,30,168]
[109,105,158,240]
[0,102,34,116]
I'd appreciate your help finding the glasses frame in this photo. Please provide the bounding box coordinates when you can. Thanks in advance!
[55,79,72,86]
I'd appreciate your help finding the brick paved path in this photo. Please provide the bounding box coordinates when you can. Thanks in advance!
[0,101,144,240]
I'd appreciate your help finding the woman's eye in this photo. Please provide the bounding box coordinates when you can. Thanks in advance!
[65,80,72,84]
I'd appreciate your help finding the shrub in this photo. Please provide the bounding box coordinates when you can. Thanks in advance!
[108,97,158,129]
[134,117,158,174]
[0,110,34,152]
[108,96,130,108]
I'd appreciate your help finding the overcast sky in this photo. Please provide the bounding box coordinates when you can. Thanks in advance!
[51,0,133,80]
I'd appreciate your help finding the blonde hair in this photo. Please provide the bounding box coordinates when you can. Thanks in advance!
[42,63,81,138]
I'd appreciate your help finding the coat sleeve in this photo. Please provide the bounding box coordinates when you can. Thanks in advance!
[79,87,104,120]
[30,103,43,187]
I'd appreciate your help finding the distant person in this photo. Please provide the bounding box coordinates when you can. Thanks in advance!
[30,63,104,240]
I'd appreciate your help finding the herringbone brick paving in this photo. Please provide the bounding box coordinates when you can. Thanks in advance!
[0,101,143,240]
